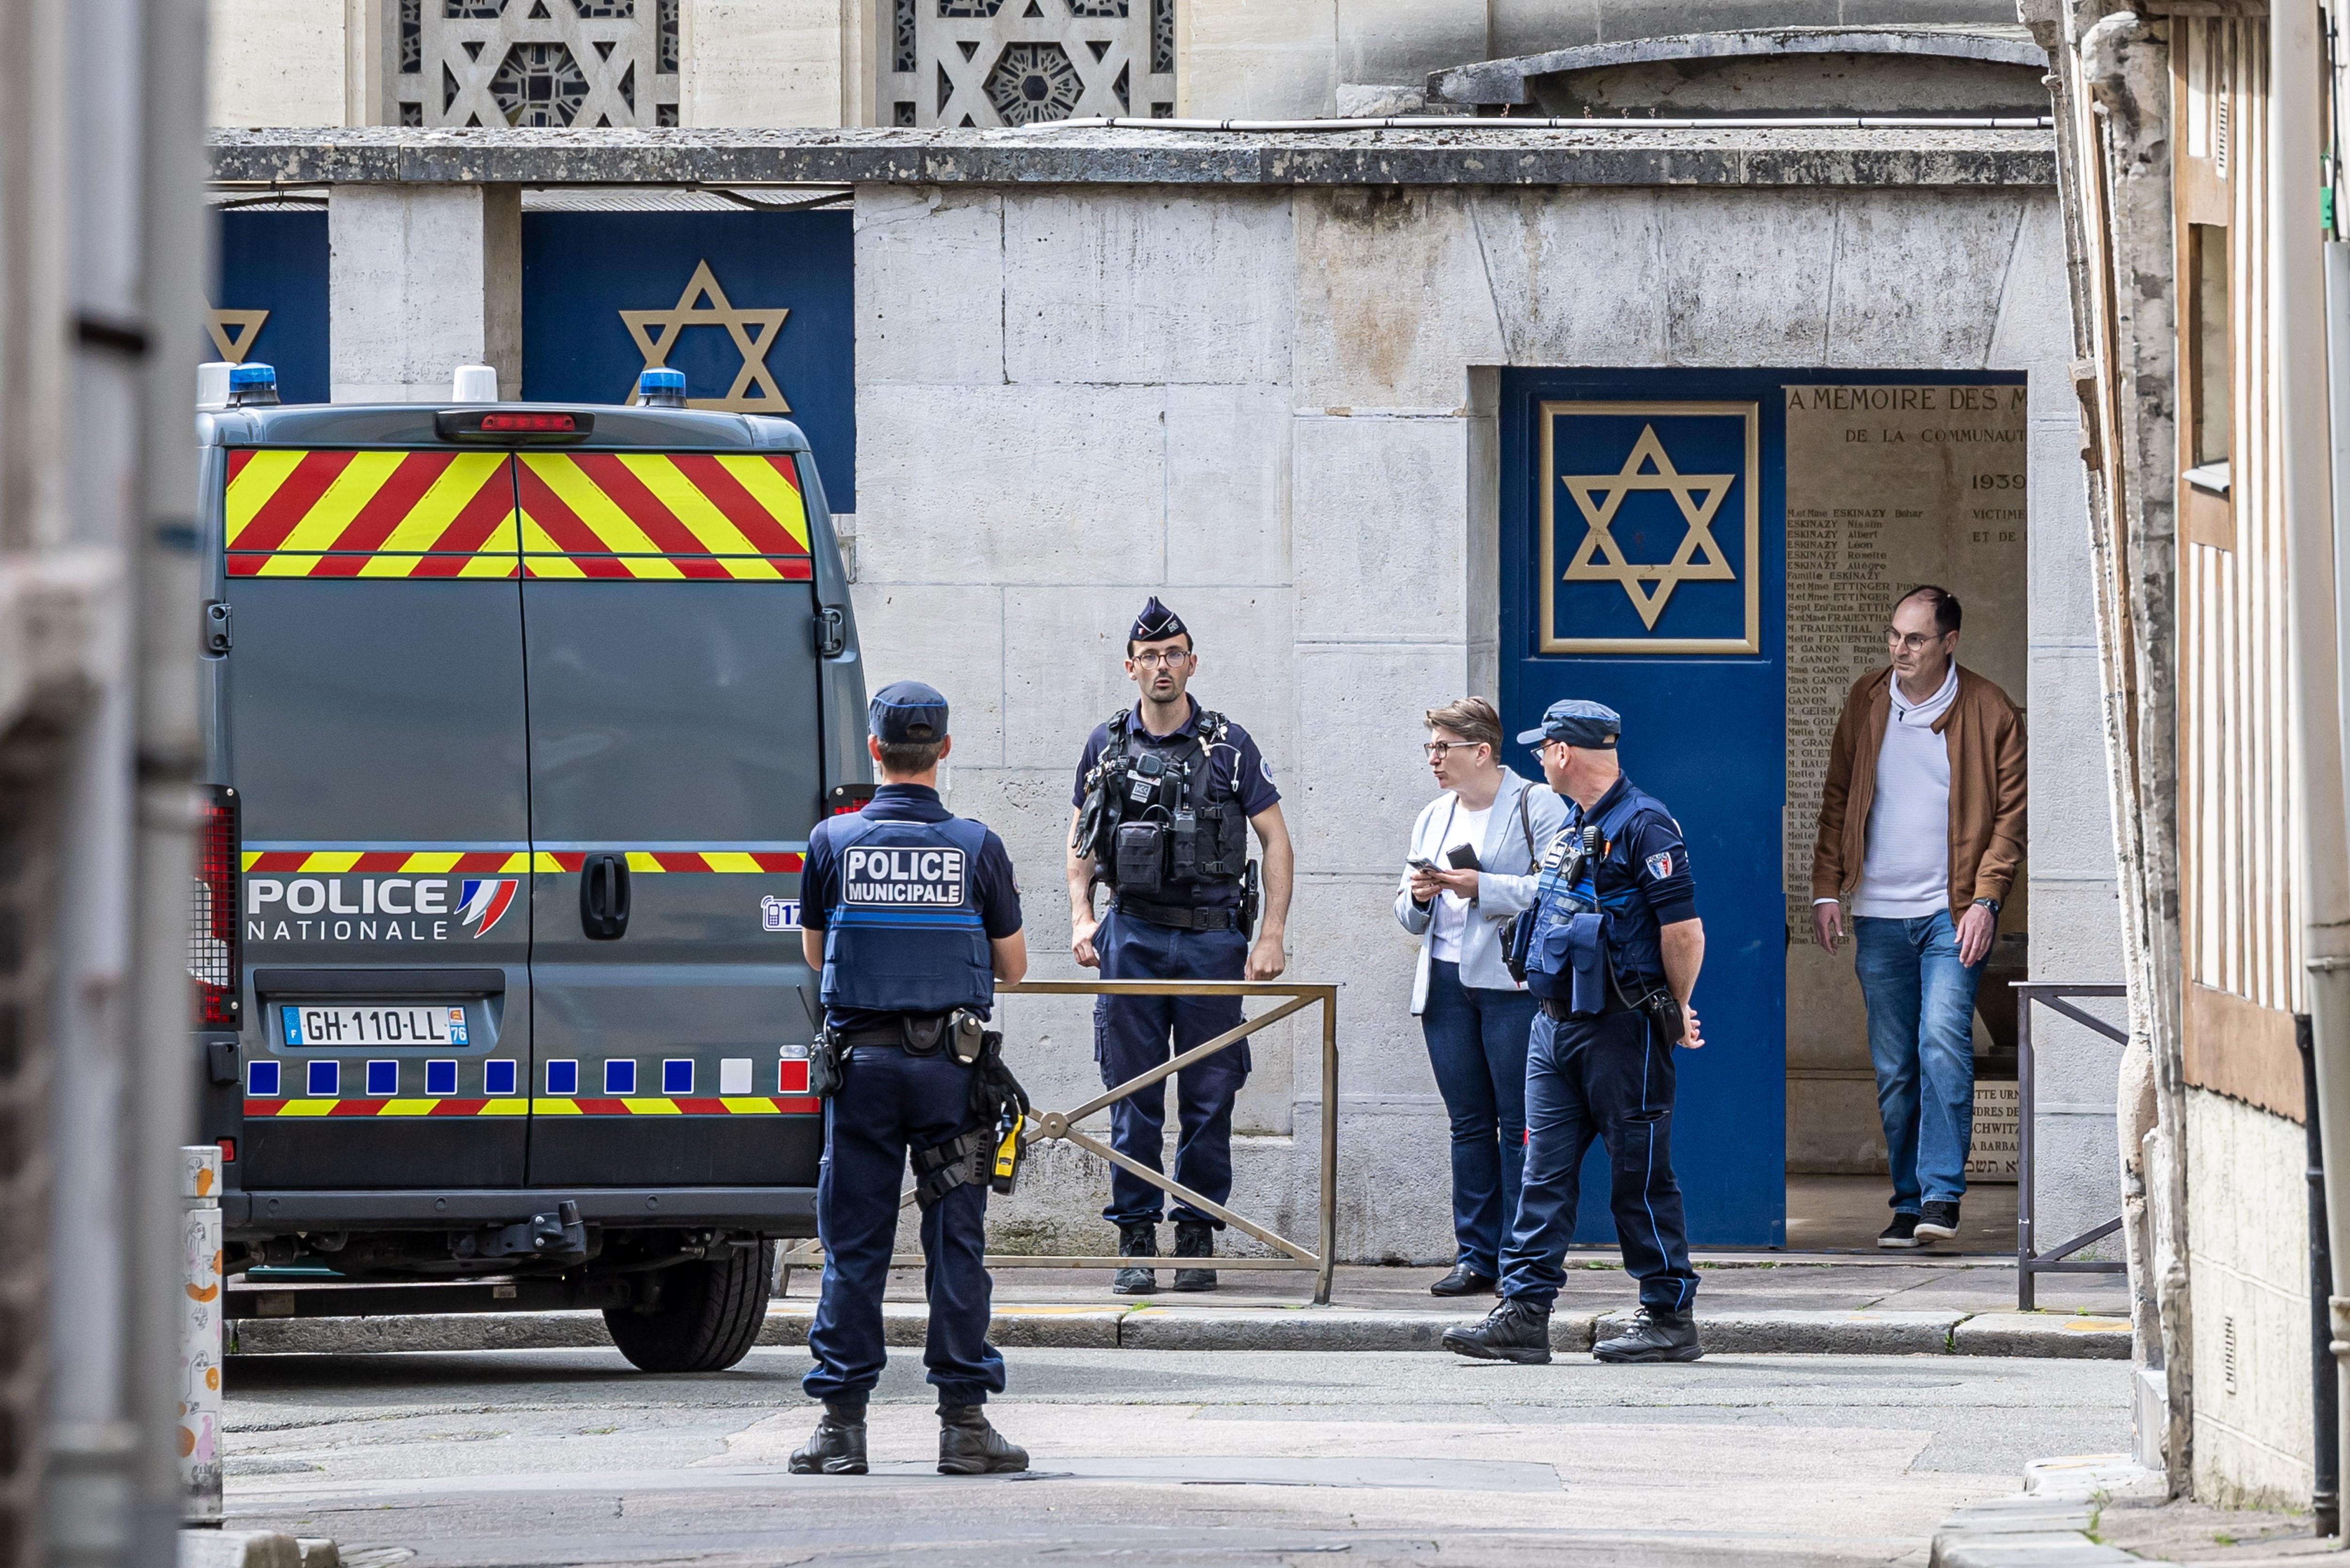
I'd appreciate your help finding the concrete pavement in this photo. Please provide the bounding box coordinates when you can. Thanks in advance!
[218,1344,2134,1565]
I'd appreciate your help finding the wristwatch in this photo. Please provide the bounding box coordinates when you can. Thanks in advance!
[1973,897,2001,917]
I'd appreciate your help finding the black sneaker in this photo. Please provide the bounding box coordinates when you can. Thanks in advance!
[787,1401,869,1475]
[1112,1221,1158,1295]
[1441,1296,1553,1364]
[1915,1201,1961,1241]
[1171,1219,1218,1292]
[1430,1263,1499,1297]
[938,1403,1028,1475]
[1878,1212,1923,1249]
[1593,1306,1703,1364]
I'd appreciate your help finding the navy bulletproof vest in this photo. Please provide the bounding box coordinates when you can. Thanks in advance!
[820,814,994,1017]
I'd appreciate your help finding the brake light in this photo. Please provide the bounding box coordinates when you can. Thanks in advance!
[479,412,576,433]
[827,784,876,815]
[216,1138,236,1165]
[433,408,595,443]
[191,785,240,1028]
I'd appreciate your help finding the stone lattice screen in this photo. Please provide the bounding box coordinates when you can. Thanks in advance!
[392,0,681,128]
[886,0,1174,126]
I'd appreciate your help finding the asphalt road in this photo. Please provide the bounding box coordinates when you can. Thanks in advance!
[220,1346,2132,1567]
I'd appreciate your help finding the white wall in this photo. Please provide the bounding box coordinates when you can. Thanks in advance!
[682,0,851,126]
[845,178,2108,1261]
[208,0,351,127]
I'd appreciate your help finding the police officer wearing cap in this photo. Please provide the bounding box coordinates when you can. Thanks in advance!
[790,681,1032,1476]
[1067,598,1293,1294]
[1442,699,1710,1365]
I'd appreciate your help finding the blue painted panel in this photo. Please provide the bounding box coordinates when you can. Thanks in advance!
[214,210,330,405]
[520,211,856,512]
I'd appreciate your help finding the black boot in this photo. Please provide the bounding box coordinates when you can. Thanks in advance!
[1440,1296,1553,1365]
[1430,1263,1498,1297]
[1112,1221,1157,1295]
[937,1403,1028,1475]
[1171,1219,1218,1292]
[1593,1306,1703,1364]
[787,1397,869,1475]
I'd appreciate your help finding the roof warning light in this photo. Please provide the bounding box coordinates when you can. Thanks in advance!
[227,363,279,408]
[635,368,687,409]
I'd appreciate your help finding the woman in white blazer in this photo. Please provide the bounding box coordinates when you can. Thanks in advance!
[1394,698,1570,1298]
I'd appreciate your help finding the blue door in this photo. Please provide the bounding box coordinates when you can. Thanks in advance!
[1500,370,1786,1247]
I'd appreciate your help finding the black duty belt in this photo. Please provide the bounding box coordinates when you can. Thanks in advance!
[1114,895,1241,932]
[837,1014,952,1051]
[1538,991,1648,1023]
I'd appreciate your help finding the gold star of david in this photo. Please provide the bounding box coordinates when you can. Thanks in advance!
[619,259,791,413]
[1559,424,1739,629]
[205,307,269,363]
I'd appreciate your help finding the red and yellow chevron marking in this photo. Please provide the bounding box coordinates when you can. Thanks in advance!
[225,450,520,578]
[243,850,534,874]
[532,1096,821,1116]
[240,849,805,874]
[243,1096,817,1117]
[243,1098,529,1118]
[517,453,812,580]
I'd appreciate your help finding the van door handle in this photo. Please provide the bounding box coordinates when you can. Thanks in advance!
[580,852,630,941]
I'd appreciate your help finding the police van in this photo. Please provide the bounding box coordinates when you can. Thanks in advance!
[191,364,868,1371]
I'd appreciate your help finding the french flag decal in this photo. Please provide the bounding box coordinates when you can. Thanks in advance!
[457,878,518,938]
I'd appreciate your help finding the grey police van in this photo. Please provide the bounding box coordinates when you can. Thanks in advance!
[190,369,868,1371]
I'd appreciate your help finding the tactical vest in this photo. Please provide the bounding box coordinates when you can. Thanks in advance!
[1073,708,1250,898]
[819,813,995,1017]
[1519,787,1652,1012]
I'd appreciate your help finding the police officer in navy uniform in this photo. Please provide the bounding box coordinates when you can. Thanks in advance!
[791,681,1031,1476]
[1066,598,1293,1293]
[1442,700,1710,1365]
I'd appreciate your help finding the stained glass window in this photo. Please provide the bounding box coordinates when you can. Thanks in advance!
[400,0,422,71]
[900,0,1167,124]
[393,0,676,125]
[491,42,589,125]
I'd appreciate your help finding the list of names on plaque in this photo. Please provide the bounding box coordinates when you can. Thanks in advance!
[1781,385,2029,934]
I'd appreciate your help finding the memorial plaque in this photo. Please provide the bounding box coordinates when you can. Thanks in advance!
[1781,384,2029,1170]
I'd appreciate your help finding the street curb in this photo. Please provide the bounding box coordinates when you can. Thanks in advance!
[1928,1455,2164,1566]
[228,1303,2129,1357]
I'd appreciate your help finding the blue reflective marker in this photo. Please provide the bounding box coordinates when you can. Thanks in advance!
[246,1059,281,1098]
[425,1059,458,1097]
[307,1058,338,1097]
[485,1059,517,1096]
[366,1059,398,1097]
[662,1058,694,1096]
[546,1059,578,1096]
[604,1058,637,1096]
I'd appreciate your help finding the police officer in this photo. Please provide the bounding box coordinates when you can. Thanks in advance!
[791,681,1031,1476]
[1441,700,1709,1365]
[1066,598,1293,1293]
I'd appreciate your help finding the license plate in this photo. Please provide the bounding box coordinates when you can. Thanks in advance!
[280,1004,469,1048]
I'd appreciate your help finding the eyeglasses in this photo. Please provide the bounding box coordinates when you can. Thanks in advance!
[1885,629,1945,652]
[1423,741,1488,760]
[1130,650,1191,668]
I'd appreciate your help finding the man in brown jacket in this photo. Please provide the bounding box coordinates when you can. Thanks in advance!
[1810,586,2025,1248]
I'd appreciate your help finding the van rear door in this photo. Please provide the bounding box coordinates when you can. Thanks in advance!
[224,447,533,1189]
[516,449,825,1188]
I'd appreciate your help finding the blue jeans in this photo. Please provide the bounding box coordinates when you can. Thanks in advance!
[1419,960,1535,1278]
[1853,910,1984,1212]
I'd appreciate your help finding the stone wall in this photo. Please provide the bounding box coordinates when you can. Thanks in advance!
[2185,1086,2315,1507]
[843,176,2104,1262]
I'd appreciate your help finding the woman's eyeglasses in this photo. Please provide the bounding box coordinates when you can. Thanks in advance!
[1423,741,1488,760]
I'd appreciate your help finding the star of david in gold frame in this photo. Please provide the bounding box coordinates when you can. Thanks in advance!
[1538,400,1761,655]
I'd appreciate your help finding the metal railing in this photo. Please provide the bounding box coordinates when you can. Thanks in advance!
[779,979,1341,1305]
[2015,981,2130,1310]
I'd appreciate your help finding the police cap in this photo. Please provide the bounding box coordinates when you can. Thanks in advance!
[1516,698,1621,749]
[870,680,950,743]
[1130,596,1190,645]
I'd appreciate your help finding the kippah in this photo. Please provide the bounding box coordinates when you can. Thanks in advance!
[1130,596,1189,643]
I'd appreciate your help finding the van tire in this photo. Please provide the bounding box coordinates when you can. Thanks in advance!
[603,1240,775,1372]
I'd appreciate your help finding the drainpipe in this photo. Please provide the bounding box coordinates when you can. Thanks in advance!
[2303,1016,2340,1533]
[2293,0,2350,1524]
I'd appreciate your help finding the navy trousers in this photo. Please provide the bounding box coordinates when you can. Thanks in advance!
[1500,1008,1701,1315]
[804,1045,1005,1407]
[1093,907,1250,1229]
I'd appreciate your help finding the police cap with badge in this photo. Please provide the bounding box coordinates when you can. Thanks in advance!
[1072,598,1260,933]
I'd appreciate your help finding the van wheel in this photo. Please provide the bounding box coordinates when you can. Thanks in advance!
[603,1240,775,1372]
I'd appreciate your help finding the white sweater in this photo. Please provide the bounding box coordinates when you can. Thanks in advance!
[1852,662,1958,918]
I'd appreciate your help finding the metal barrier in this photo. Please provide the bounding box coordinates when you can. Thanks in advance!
[2015,981,2130,1310]
[778,979,1340,1305]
